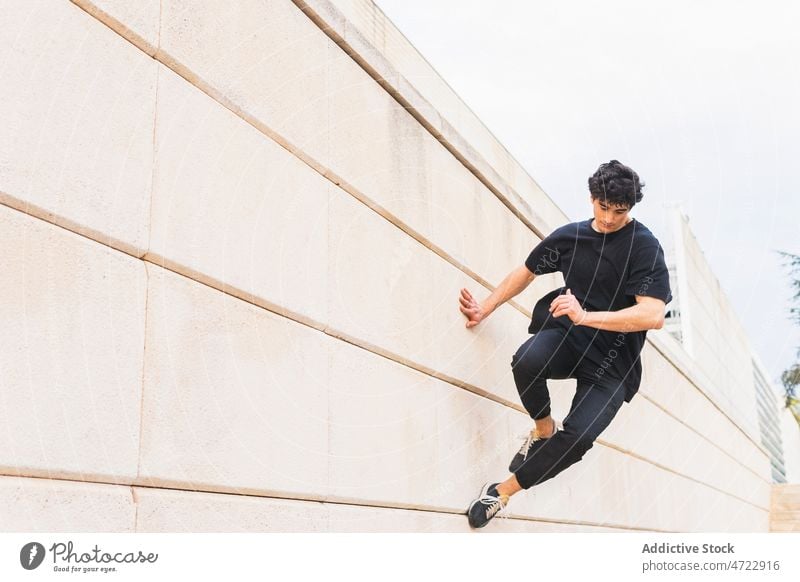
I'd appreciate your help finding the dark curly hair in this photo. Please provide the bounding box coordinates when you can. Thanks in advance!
[588,160,645,208]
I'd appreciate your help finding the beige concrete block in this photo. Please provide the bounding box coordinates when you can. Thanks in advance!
[327,342,441,507]
[0,0,156,256]
[682,281,760,438]
[328,503,469,533]
[424,136,543,311]
[605,396,769,509]
[622,457,729,532]
[134,487,328,532]
[0,476,135,532]
[149,64,329,326]
[325,43,429,226]
[327,43,544,314]
[158,0,329,163]
[327,190,523,406]
[71,0,160,55]
[135,485,629,532]
[639,460,767,532]
[640,343,769,481]
[605,399,667,464]
[326,299,520,511]
[678,487,769,532]
[681,381,769,478]
[678,436,770,511]
[772,484,800,511]
[326,501,629,532]
[770,485,800,531]
[687,283,719,328]
[324,42,433,248]
[138,265,329,499]
[329,0,568,235]
[427,263,526,406]
[160,0,546,324]
[770,520,800,533]
[621,392,771,516]
[640,343,686,413]
[432,386,513,508]
[0,207,146,482]
[326,190,435,365]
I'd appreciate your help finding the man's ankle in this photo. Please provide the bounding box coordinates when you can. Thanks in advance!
[535,416,555,438]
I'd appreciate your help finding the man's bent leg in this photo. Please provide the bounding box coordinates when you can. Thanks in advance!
[511,329,575,421]
[513,378,626,490]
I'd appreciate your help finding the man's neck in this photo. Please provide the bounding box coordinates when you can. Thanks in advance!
[591,217,632,233]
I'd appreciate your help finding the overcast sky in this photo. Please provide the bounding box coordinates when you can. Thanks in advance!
[375,0,800,387]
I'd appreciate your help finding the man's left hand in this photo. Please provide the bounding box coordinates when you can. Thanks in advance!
[549,288,587,324]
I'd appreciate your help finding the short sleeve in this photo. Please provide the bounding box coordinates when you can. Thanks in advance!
[624,241,672,304]
[524,230,563,276]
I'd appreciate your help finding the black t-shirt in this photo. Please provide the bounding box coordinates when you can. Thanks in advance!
[524,218,672,402]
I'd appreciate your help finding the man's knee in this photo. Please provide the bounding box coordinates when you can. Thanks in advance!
[562,428,598,458]
[511,345,549,378]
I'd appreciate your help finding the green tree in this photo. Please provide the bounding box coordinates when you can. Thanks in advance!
[779,251,800,426]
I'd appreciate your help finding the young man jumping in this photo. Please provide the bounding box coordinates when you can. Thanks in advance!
[459,160,672,529]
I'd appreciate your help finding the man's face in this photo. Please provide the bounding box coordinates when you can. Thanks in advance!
[590,196,631,233]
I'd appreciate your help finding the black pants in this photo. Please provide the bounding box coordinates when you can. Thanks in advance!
[510,327,626,490]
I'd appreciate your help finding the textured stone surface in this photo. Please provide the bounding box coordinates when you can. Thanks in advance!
[327,339,514,511]
[327,342,442,507]
[0,476,135,532]
[326,502,628,533]
[0,0,156,256]
[770,484,800,532]
[71,0,160,54]
[641,341,768,479]
[605,395,769,509]
[137,265,330,499]
[159,0,330,164]
[326,42,544,313]
[149,64,329,326]
[158,0,546,318]
[133,484,630,532]
[323,0,568,233]
[135,487,328,532]
[327,188,523,406]
[0,207,146,482]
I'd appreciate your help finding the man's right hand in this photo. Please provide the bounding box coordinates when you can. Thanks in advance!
[459,288,485,328]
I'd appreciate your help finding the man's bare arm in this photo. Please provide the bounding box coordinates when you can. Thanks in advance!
[550,291,665,332]
[459,266,535,328]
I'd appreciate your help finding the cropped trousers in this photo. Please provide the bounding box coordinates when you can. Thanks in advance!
[510,327,626,490]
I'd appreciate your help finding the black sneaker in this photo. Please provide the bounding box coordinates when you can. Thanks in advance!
[508,419,561,473]
[467,482,509,529]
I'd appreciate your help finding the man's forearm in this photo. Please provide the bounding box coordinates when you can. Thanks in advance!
[579,303,664,333]
[480,266,534,317]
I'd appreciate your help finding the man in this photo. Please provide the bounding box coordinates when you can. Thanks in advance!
[459,160,672,529]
